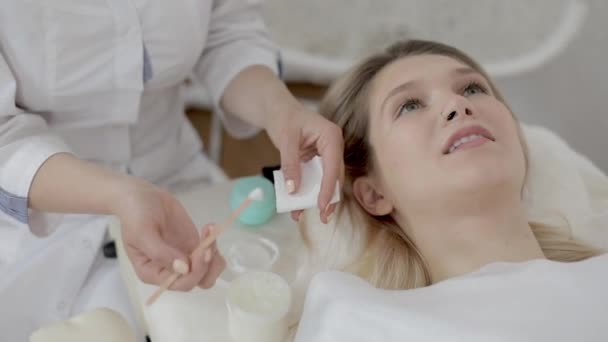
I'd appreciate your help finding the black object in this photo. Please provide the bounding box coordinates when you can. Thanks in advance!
[103,241,117,258]
[262,165,281,184]
[146,336,152,342]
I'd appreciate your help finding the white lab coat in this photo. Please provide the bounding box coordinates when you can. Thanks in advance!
[0,0,278,340]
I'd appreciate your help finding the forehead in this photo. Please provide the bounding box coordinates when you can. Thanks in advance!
[369,55,473,104]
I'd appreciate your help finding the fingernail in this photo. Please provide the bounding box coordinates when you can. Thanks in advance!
[204,249,212,263]
[323,204,335,224]
[173,259,189,275]
[202,225,214,240]
[286,179,295,194]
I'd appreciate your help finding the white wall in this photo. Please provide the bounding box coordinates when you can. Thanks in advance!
[260,0,608,171]
[494,0,608,172]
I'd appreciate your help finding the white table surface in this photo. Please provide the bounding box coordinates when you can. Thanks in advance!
[117,180,301,342]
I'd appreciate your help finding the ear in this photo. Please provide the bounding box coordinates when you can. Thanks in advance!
[353,177,393,216]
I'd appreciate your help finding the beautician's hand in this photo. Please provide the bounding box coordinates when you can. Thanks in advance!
[267,104,345,224]
[219,65,344,223]
[112,179,225,290]
[27,153,223,289]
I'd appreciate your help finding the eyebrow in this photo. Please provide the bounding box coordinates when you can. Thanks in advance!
[379,80,419,115]
[378,66,483,115]
[451,66,480,77]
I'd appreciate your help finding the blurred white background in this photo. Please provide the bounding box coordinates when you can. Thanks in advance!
[260,0,608,172]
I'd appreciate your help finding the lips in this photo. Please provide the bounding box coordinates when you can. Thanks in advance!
[443,125,495,155]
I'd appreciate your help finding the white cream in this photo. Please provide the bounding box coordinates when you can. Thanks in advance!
[226,271,292,342]
[248,187,264,201]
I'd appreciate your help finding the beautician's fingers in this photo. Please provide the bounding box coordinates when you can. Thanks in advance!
[170,227,212,291]
[198,248,226,289]
[192,224,215,256]
[128,248,184,290]
[127,231,190,286]
[171,246,209,291]
[324,203,337,223]
[145,229,191,272]
[299,148,317,163]
[279,126,303,195]
[316,125,344,223]
[291,210,303,222]
[288,146,315,221]
[125,246,162,286]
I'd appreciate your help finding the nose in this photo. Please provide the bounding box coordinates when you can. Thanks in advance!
[445,107,472,121]
[442,97,473,122]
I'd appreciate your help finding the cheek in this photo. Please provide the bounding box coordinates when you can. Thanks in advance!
[483,101,519,145]
[372,129,432,196]
[491,105,527,178]
[377,124,426,169]
[514,128,528,181]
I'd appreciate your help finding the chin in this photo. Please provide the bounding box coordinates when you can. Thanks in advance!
[446,155,521,193]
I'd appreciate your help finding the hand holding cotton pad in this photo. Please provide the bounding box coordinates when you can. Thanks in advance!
[273,156,340,213]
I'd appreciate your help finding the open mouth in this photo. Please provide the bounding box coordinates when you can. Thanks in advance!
[443,125,495,155]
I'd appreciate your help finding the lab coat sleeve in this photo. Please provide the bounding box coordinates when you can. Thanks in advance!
[195,0,280,139]
[0,51,71,233]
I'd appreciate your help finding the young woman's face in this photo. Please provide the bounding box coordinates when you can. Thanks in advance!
[365,54,526,216]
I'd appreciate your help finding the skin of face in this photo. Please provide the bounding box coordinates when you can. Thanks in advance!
[358,54,526,226]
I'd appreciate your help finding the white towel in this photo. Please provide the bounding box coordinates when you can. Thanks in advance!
[295,253,608,342]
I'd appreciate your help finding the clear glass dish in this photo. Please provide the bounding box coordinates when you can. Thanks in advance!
[217,234,280,282]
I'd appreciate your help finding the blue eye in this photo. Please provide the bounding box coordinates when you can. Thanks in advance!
[397,98,422,116]
[463,82,487,97]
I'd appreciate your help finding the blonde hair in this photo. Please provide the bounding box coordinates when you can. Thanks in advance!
[307,39,603,290]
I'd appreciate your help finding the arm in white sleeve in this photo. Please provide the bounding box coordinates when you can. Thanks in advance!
[195,0,280,139]
[0,51,71,228]
[1,50,133,239]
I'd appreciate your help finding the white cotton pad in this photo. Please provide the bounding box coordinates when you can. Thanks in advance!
[273,156,341,213]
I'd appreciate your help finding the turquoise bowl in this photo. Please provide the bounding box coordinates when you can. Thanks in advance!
[229,176,276,226]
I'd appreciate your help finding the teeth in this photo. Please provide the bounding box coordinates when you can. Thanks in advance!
[448,134,482,154]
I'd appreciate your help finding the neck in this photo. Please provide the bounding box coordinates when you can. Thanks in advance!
[400,192,546,283]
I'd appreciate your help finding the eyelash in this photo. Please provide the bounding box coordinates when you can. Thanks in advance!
[396,98,422,116]
[462,81,488,96]
[395,81,489,118]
